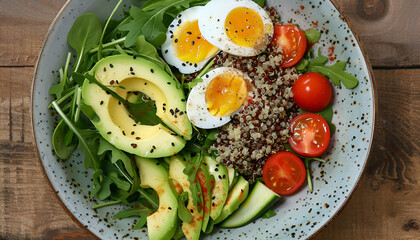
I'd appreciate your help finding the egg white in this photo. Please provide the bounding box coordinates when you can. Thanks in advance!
[161,6,218,74]
[186,67,251,129]
[198,0,273,57]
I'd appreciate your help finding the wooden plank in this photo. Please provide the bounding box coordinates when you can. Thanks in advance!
[336,0,420,68]
[0,67,34,143]
[314,68,420,239]
[0,0,66,66]
[0,0,420,67]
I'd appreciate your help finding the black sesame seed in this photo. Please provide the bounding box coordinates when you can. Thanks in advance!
[187,31,192,35]
[103,67,106,72]
[130,67,133,71]
[150,69,154,73]
[107,131,111,134]
[167,82,171,85]
[122,131,126,136]
[163,107,166,111]
[179,112,184,115]
[168,207,172,210]
[163,103,166,106]
[212,196,216,200]
[175,108,179,113]
[191,41,195,45]
[100,101,104,105]
[131,72,135,75]
[171,142,175,147]
[165,50,168,53]
[131,143,137,148]
[133,124,137,126]
[174,39,178,43]
[133,56,137,59]
[215,168,218,172]
[109,63,113,68]
[190,209,194,213]
[170,109,175,115]
[153,145,156,149]
[144,82,147,85]
[150,149,154,153]
[156,161,160,165]
[131,131,135,135]
[197,36,201,39]
[218,175,222,180]
[223,175,226,179]
[136,137,141,140]
[181,99,186,102]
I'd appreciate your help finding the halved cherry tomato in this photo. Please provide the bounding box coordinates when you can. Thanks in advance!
[271,25,307,68]
[293,72,332,112]
[289,113,330,157]
[262,151,306,195]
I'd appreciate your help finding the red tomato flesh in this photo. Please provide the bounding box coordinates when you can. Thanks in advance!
[293,72,332,112]
[289,113,330,157]
[271,25,307,68]
[263,151,306,195]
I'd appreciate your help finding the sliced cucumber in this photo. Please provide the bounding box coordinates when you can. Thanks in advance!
[214,176,249,224]
[219,181,280,228]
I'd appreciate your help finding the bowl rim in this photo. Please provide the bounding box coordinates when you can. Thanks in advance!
[30,0,377,239]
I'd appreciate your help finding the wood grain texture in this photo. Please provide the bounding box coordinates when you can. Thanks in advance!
[0,0,420,240]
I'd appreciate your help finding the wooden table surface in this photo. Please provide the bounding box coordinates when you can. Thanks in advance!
[1,0,419,239]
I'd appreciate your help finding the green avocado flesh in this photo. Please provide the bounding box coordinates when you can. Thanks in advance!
[81,55,192,158]
[169,155,203,240]
[135,157,179,240]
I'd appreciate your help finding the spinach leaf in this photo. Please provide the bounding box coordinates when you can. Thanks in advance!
[67,13,102,72]
[178,192,193,222]
[52,119,78,160]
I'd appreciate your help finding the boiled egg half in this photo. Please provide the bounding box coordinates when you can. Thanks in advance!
[198,0,274,57]
[161,6,219,74]
[186,67,251,129]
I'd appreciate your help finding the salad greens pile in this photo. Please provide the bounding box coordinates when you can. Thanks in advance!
[48,0,359,235]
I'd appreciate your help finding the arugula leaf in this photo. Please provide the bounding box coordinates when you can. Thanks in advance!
[306,56,358,89]
[304,29,321,44]
[178,192,193,222]
[84,73,165,126]
[260,209,276,219]
[97,138,137,177]
[97,0,125,60]
[67,13,102,72]
[114,206,152,229]
[135,35,178,83]
[49,52,72,99]
[97,172,131,201]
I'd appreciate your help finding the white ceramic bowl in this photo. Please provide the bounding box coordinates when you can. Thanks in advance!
[32,0,376,239]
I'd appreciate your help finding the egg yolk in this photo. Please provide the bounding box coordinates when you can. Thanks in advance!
[224,7,264,48]
[205,72,248,117]
[173,20,218,63]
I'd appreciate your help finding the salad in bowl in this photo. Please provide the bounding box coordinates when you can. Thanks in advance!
[32,0,375,239]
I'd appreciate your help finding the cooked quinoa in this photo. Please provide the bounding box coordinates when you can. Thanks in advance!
[184,6,300,181]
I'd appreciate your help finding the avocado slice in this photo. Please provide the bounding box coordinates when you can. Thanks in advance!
[135,157,178,240]
[197,165,214,231]
[226,166,239,190]
[81,55,192,158]
[169,155,203,240]
[214,176,249,224]
[202,156,229,221]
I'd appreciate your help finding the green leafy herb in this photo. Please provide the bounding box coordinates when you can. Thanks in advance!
[67,13,102,72]
[306,54,358,89]
[304,159,313,192]
[49,52,72,99]
[97,0,125,60]
[304,29,321,44]
[52,119,78,160]
[178,192,193,222]
[252,0,265,7]
[84,73,165,126]
[114,206,152,229]
[260,209,276,219]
